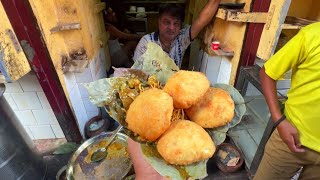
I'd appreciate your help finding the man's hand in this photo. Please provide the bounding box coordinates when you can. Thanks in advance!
[128,138,168,180]
[277,120,305,153]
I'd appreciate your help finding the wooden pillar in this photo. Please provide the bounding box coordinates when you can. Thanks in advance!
[240,0,272,66]
[1,0,82,142]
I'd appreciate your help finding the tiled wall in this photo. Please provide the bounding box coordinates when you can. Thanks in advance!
[199,51,231,85]
[4,72,65,140]
[3,48,108,139]
[64,48,108,137]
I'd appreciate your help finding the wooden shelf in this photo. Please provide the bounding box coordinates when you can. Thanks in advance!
[281,23,303,30]
[213,48,234,57]
[123,0,185,4]
[216,8,268,23]
[126,11,158,15]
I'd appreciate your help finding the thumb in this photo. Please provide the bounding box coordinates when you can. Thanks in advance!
[292,133,305,153]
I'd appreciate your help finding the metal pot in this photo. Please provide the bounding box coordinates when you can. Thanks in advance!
[66,132,132,180]
[0,84,46,179]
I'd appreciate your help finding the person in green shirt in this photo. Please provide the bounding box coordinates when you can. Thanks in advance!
[254,22,320,179]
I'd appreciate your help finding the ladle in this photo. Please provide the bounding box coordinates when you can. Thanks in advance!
[90,124,123,162]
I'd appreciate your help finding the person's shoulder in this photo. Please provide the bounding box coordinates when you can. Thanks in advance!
[140,32,156,41]
[300,22,320,36]
[180,25,191,33]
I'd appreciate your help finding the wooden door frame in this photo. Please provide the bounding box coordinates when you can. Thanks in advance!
[240,0,272,67]
[1,0,82,142]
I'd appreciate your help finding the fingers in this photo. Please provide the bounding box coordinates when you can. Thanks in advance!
[277,120,305,153]
[292,133,305,153]
[285,134,305,153]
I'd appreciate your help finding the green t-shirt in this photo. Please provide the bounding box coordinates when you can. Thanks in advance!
[264,22,320,152]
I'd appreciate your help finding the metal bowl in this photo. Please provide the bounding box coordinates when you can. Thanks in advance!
[66,132,132,180]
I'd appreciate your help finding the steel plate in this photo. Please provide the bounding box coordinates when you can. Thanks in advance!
[66,132,132,180]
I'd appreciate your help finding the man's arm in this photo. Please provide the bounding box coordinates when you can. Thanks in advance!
[260,67,283,121]
[190,0,221,40]
[260,67,305,153]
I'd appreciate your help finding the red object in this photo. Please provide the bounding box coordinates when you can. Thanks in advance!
[212,41,220,50]
[1,0,82,142]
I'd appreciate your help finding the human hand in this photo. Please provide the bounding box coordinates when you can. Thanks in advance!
[276,120,305,153]
[127,138,168,180]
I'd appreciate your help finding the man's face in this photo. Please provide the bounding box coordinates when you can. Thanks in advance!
[158,14,182,42]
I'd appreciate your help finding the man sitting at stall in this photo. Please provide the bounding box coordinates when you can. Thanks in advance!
[133,0,221,68]
[129,1,221,179]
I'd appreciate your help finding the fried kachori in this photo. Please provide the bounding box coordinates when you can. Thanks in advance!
[126,89,173,141]
[157,120,215,165]
[185,88,235,128]
[163,70,210,109]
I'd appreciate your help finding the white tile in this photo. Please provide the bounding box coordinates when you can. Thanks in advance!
[15,110,37,126]
[37,92,51,109]
[32,109,58,125]
[95,63,107,80]
[200,51,209,73]
[18,73,43,92]
[69,86,82,106]
[89,54,98,78]
[75,67,93,83]
[51,125,65,138]
[3,94,18,110]
[11,92,42,110]
[64,72,77,91]
[205,56,221,86]
[93,49,107,80]
[217,57,232,84]
[24,126,35,140]
[69,87,88,136]
[29,125,56,139]
[86,111,100,120]
[4,82,23,93]
[83,97,99,112]
[78,84,89,98]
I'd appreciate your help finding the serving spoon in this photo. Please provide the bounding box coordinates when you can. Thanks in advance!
[90,124,123,162]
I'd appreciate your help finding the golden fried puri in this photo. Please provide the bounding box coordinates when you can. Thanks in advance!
[126,89,173,141]
[157,120,215,165]
[185,88,235,128]
[163,70,210,109]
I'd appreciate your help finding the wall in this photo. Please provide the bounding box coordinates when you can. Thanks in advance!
[4,72,64,139]
[28,0,111,137]
[64,48,107,136]
[28,0,110,100]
